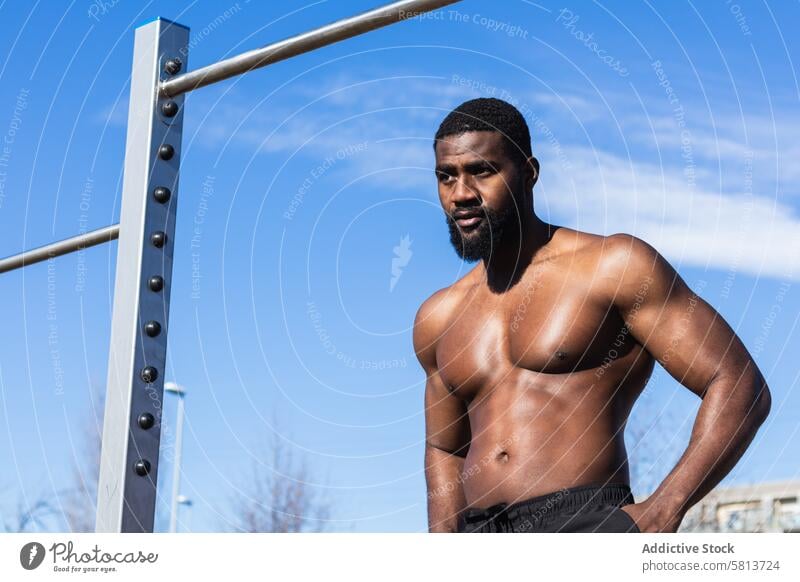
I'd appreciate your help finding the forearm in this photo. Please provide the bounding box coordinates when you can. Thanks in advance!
[425,445,467,532]
[649,369,771,517]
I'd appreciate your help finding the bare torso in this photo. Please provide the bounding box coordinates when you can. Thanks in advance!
[434,227,655,508]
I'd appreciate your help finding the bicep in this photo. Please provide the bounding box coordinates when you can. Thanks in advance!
[609,236,754,398]
[628,284,742,397]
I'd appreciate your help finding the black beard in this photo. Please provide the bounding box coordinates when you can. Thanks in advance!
[446,204,515,262]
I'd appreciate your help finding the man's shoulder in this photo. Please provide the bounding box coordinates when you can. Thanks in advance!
[414,264,479,324]
[557,229,662,276]
[414,285,460,337]
[549,229,668,297]
[595,232,671,287]
[577,231,679,308]
[413,283,468,370]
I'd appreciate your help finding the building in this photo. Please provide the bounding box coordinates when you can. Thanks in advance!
[679,480,800,533]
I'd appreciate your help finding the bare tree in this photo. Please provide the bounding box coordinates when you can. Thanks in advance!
[0,489,57,532]
[0,389,100,532]
[61,389,104,532]
[627,389,729,532]
[52,386,334,532]
[627,389,687,499]
[227,430,332,533]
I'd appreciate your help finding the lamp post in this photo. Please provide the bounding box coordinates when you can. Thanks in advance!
[177,495,193,532]
[164,381,186,533]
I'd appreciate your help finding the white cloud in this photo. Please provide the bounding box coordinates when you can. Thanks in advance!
[538,145,800,280]
[628,113,800,195]
[149,74,800,280]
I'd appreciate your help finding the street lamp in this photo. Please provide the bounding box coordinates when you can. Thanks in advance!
[176,495,193,531]
[164,381,187,533]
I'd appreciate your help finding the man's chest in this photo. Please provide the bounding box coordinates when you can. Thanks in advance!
[435,275,631,396]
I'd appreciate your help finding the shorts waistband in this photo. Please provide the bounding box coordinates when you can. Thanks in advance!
[460,483,634,528]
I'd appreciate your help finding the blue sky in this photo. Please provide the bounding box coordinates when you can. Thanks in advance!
[0,0,798,532]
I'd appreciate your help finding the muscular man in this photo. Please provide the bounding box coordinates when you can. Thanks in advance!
[414,98,771,533]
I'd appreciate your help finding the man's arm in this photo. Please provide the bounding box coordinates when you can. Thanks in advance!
[414,292,471,533]
[603,234,771,532]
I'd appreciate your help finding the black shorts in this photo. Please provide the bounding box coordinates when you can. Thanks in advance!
[457,483,641,533]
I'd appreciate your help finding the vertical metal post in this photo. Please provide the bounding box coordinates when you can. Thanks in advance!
[96,18,189,533]
[168,394,185,532]
[165,382,187,533]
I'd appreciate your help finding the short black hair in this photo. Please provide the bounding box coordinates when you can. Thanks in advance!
[434,98,532,163]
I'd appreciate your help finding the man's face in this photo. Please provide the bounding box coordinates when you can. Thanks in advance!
[434,131,529,262]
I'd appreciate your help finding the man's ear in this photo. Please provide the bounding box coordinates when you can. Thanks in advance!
[525,156,540,190]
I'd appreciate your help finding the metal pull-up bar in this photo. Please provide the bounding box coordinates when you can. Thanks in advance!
[0,0,463,533]
[160,0,461,97]
[0,0,458,275]
[0,224,119,274]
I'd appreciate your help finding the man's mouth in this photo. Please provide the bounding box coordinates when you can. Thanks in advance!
[453,211,484,230]
[456,216,482,229]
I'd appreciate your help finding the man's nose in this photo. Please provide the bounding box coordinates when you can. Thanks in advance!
[451,175,480,204]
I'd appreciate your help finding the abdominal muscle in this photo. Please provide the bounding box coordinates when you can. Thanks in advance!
[459,374,634,509]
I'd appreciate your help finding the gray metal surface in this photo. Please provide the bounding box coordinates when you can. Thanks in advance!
[0,224,119,274]
[159,0,461,97]
[96,18,189,533]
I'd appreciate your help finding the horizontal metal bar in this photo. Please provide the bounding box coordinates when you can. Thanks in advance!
[159,0,462,97]
[0,224,120,274]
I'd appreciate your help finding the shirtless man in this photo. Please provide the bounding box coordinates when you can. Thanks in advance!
[414,98,771,533]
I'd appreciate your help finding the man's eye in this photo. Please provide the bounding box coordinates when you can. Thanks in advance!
[437,172,453,182]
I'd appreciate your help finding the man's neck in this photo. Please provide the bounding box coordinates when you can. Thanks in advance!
[480,214,555,293]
